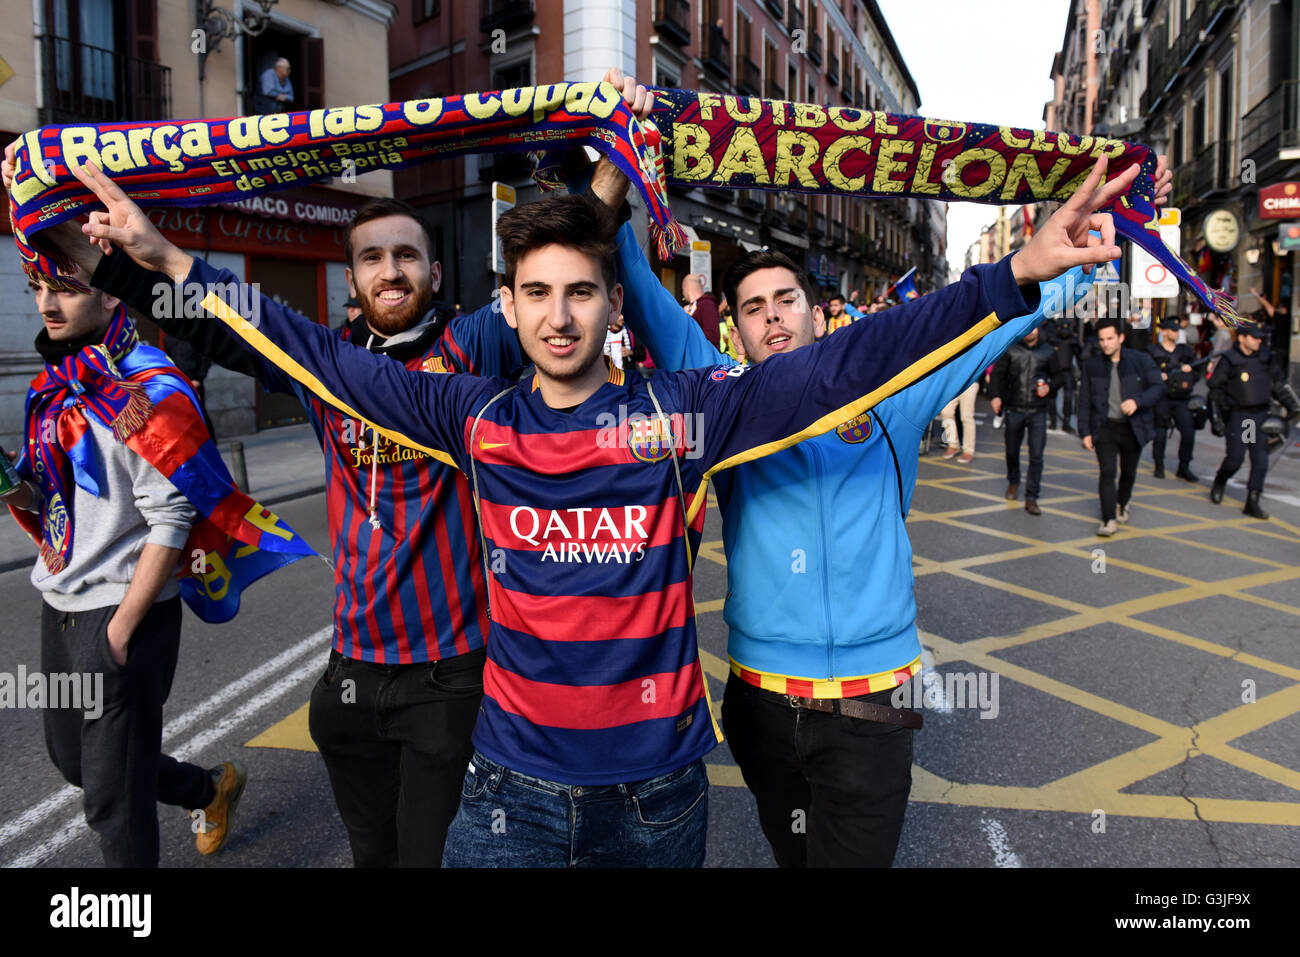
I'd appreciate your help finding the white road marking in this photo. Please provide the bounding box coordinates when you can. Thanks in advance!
[980,816,1022,868]
[4,651,327,867]
[0,626,329,858]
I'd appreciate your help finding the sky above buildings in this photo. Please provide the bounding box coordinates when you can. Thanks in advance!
[875,0,1072,276]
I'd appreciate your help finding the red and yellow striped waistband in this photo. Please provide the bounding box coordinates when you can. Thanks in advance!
[730,656,922,699]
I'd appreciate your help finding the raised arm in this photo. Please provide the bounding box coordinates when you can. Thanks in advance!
[188,256,486,469]
[614,220,730,371]
[676,253,1036,487]
[889,266,1091,428]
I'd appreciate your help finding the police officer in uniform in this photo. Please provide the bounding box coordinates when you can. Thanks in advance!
[1147,316,1198,481]
[1208,320,1300,518]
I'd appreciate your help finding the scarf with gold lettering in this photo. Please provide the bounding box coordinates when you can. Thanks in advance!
[7,82,1237,322]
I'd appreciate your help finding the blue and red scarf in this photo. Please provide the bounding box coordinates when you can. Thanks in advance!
[6,81,1237,322]
[10,305,316,622]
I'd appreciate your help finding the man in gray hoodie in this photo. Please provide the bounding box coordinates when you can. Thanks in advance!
[2,266,244,867]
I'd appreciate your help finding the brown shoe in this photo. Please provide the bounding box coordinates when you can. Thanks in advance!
[956,452,974,464]
[1005,483,1019,500]
[942,445,960,459]
[195,761,247,856]
[1025,498,1041,515]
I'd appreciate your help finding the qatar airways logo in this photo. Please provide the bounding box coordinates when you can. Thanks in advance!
[509,505,650,563]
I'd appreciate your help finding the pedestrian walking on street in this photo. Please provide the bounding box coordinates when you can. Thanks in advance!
[1077,317,1164,536]
[990,327,1063,515]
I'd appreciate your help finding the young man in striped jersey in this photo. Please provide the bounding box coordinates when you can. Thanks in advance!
[8,152,523,866]
[62,135,1122,863]
[581,70,1162,867]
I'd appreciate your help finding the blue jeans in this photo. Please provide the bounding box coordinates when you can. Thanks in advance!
[1004,408,1047,499]
[442,751,709,867]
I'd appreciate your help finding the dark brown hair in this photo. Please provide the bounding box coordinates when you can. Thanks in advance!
[1095,316,1125,337]
[496,194,617,292]
[344,197,437,265]
[723,249,816,318]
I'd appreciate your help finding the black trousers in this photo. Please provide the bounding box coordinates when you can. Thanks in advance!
[1214,409,1270,493]
[1004,408,1047,499]
[41,597,216,868]
[1152,396,1194,468]
[308,645,485,867]
[720,672,914,868]
[1094,418,1141,522]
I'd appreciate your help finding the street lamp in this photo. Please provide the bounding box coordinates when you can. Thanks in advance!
[196,0,280,81]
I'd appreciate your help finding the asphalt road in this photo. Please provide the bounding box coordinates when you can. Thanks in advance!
[1,407,1297,868]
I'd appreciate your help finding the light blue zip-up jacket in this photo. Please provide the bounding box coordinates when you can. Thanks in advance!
[615,223,1092,681]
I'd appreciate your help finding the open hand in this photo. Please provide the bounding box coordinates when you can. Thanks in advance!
[1010,156,1135,284]
[70,162,193,278]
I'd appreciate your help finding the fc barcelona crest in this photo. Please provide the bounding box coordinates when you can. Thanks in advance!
[628,416,676,463]
[924,120,967,144]
[836,412,873,444]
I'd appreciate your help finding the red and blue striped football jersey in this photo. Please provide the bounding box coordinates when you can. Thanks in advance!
[195,255,1030,783]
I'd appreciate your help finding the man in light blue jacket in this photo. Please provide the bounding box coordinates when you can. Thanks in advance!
[586,79,1169,864]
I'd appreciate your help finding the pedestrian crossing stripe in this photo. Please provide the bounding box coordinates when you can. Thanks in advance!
[244,445,1300,826]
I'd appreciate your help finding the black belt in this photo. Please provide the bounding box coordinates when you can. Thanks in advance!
[784,693,923,729]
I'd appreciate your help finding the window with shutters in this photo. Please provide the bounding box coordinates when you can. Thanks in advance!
[39,0,169,123]
[244,23,324,115]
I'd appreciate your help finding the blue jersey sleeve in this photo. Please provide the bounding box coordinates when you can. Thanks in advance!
[887,266,1093,429]
[189,257,496,472]
[438,301,524,378]
[666,255,1038,515]
[615,221,732,372]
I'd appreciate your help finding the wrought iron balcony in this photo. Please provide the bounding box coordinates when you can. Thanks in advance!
[827,52,839,87]
[787,2,804,36]
[738,189,763,212]
[653,0,691,47]
[808,32,822,66]
[703,30,731,79]
[766,80,784,101]
[737,57,762,98]
[37,34,171,124]
[1242,81,1300,166]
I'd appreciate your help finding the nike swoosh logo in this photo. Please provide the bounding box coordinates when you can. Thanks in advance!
[479,439,509,450]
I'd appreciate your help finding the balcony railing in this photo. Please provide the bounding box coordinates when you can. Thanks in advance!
[480,0,534,34]
[827,52,839,87]
[764,0,784,20]
[653,0,691,46]
[1242,81,1300,164]
[1172,141,1230,204]
[787,1,804,36]
[787,201,808,230]
[738,189,762,211]
[809,32,822,65]
[703,29,731,78]
[766,79,784,101]
[737,56,762,98]
[37,34,171,124]
[810,210,826,238]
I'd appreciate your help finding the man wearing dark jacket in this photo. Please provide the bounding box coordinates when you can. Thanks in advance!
[1146,316,1198,481]
[1208,320,1300,519]
[990,327,1063,515]
[1047,314,1081,433]
[1077,317,1164,536]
